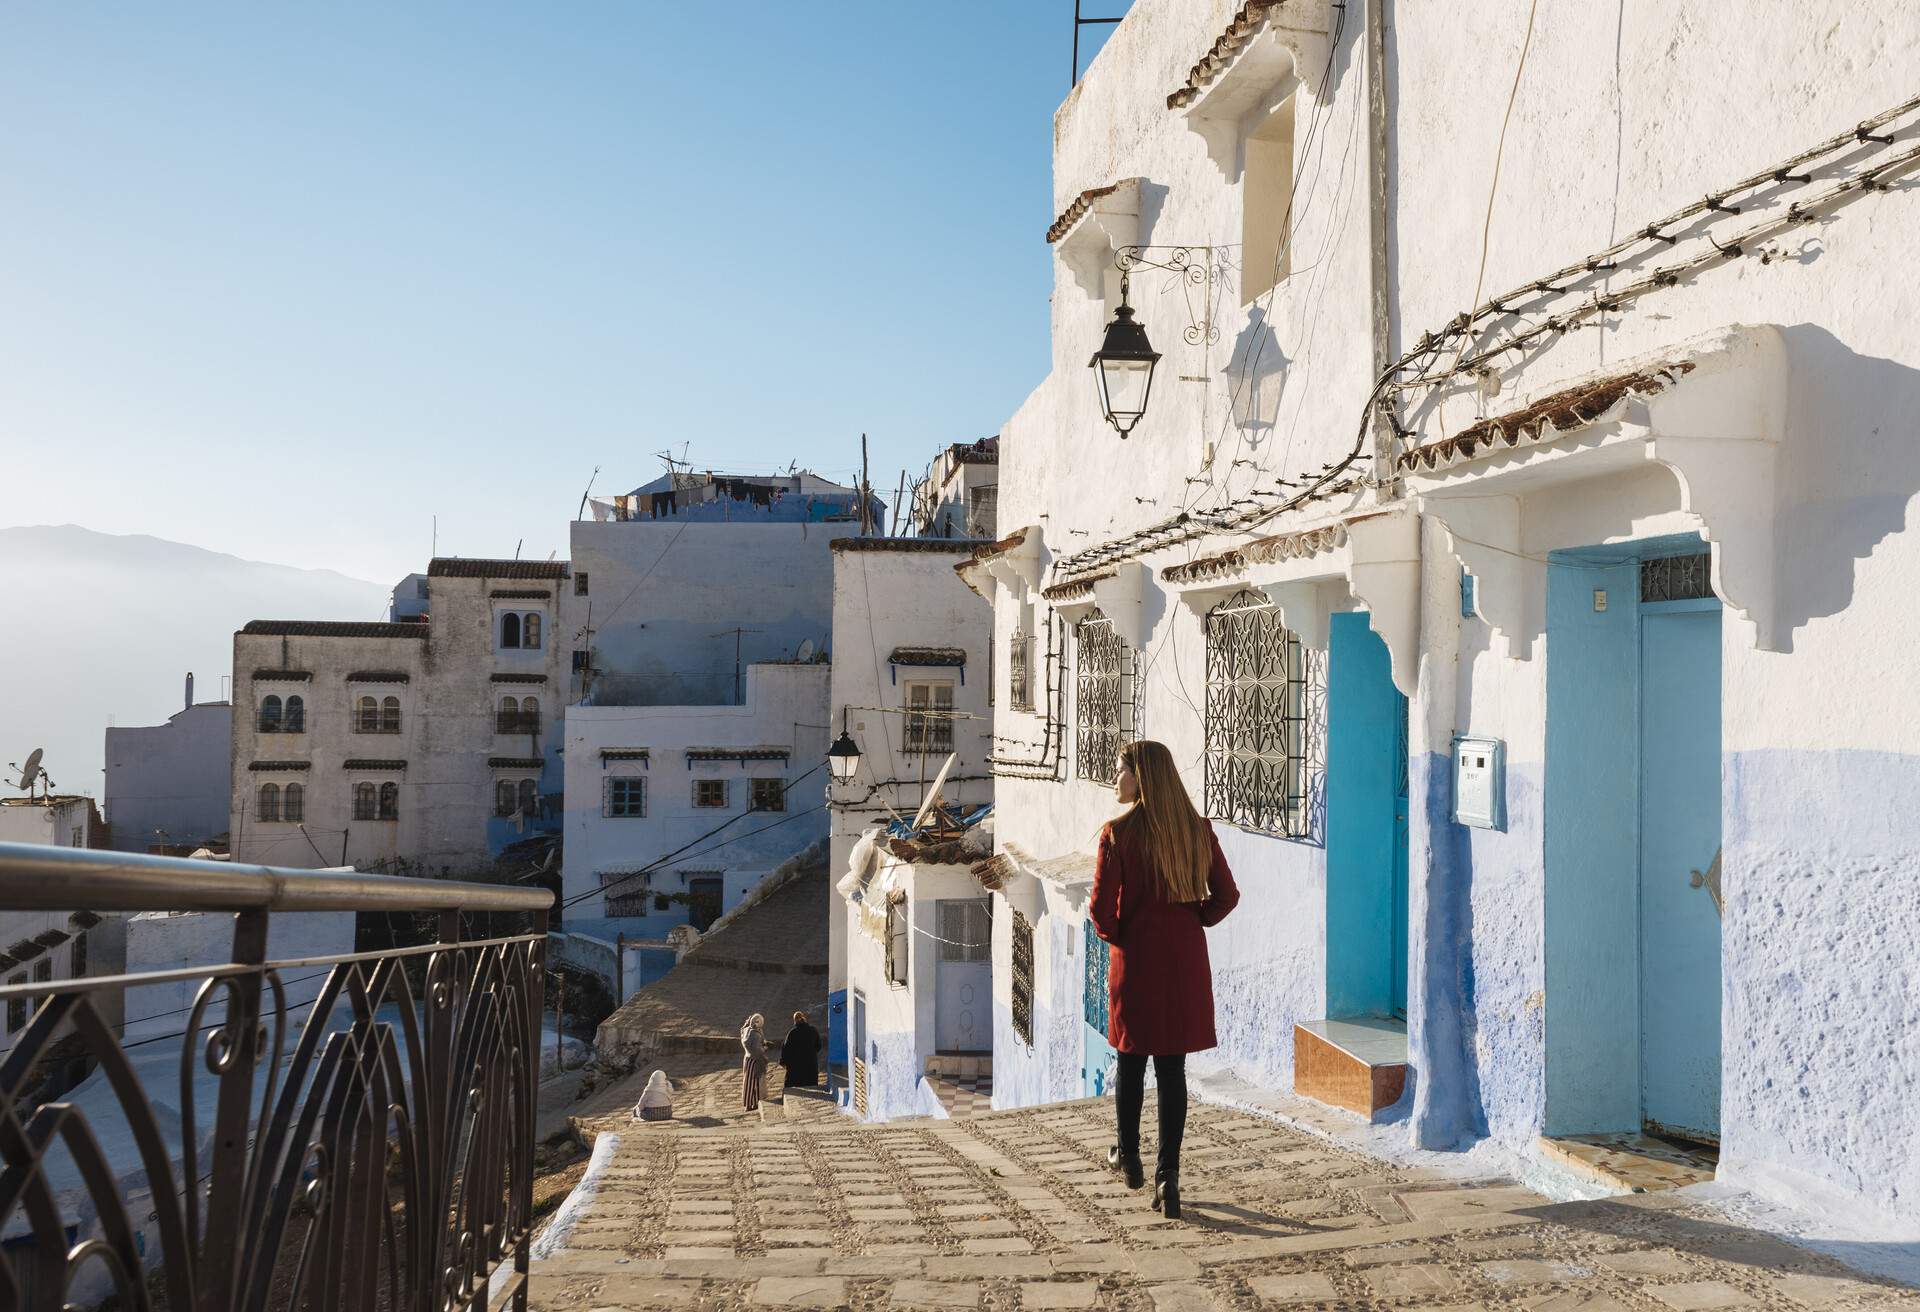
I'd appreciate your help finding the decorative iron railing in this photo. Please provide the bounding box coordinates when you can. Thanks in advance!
[0,842,551,1311]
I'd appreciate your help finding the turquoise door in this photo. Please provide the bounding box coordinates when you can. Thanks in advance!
[1391,702,1410,1019]
[1082,919,1115,1097]
[1638,606,1723,1142]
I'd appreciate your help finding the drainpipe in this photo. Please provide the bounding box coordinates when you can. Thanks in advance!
[1365,0,1397,495]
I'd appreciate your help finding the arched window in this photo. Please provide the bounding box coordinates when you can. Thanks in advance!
[356,696,379,733]
[378,782,399,820]
[353,782,377,820]
[495,780,517,816]
[522,695,540,719]
[381,696,401,733]
[284,695,305,732]
[500,613,521,649]
[283,782,304,823]
[517,779,538,817]
[257,783,280,822]
[523,613,542,649]
[259,695,283,732]
[500,695,519,715]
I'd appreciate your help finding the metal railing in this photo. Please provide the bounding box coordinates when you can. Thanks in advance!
[0,842,552,1311]
[494,712,542,736]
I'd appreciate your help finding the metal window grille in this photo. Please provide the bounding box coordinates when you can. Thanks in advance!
[1082,917,1109,1037]
[606,891,650,916]
[749,777,786,812]
[354,697,399,734]
[1640,551,1715,603]
[284,697,305,732]
[1075,611,1137,785]
[1203,590,1324,839]
[903,682,955,755]
[256,784,280,823]
[1009,629,1033,711]
[692,779,728,808]
[938,900,991,963]
[1010,910,1034,1047]
[884,898,908,986]
[352,783,378,821]
[377,782,399,821]
[283,783,304,823]
[257,697,283,733]
[5,979,22,1033]
[496,711,541,734]
[603,776,645,818]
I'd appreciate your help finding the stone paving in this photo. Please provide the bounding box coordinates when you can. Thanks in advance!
[530,1073,1918,1312]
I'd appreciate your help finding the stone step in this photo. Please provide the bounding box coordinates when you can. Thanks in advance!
[1292,1018,1408,1120]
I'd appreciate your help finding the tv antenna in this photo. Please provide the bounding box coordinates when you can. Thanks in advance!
[1073,1,1126,87]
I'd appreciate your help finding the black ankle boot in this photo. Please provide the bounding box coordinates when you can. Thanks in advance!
[1152,1167,1181,1219]
[1107,1144,1145,1189]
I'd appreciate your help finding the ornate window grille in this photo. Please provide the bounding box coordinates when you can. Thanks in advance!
[1082,917,1109,1038]
[1075,610,1137,785]
[1203,590,1324,839]
[1010,910,1034,1047]
[1641,551,1715,603]
[1009,628,1033,711]
[939,899,990,963]
[903,681,955,755]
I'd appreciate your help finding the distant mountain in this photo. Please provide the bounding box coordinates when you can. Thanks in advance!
[1,525,393,803]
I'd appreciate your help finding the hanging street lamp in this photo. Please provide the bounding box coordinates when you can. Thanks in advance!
[827,724,863,782]
[1089,271,1161,438]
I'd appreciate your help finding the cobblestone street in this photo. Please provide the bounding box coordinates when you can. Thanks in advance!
[529,1071,1916,1312]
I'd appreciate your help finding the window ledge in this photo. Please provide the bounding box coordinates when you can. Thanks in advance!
[1170,0,1333,177]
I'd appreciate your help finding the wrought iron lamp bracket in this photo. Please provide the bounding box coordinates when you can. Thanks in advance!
[1114,245,1230,346]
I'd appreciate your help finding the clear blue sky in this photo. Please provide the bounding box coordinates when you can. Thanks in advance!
[0,4,1124,582]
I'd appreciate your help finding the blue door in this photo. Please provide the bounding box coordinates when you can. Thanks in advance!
[1638,606,1723,1142]
[1081,918,1115,1097]
[1391,702,1410,1019]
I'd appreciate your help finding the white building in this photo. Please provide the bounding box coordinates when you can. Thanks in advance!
[562,661,830,940]
[230,557,575,876]
[0,799,123,1074]
[103,674,232,853]
[909,438,999,539]
[969,0,1920,1230]
[826,530,997,1117]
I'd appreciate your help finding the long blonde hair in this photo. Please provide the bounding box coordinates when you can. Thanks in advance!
[1108,740,1212,902]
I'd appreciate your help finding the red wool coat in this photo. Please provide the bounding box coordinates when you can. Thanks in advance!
[1088,819,1241,1055]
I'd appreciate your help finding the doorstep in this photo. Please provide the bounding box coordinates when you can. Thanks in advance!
[1292,1018,1408,1120]
[1538,1131,1718,1193]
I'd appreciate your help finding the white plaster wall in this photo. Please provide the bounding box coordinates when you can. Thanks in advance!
[571,521,853,707]
[104,702,233,851]
[843,861,984,1121]
[121,907,354,1044]
[827,543,994,1000]
[0,799,97,850]
[561,663,829,921]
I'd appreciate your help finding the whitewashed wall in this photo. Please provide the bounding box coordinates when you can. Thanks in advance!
[104,702,233,852]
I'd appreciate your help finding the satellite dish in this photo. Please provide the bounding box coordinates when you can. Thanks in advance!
[10,749,43,793]
[795,638,816,662]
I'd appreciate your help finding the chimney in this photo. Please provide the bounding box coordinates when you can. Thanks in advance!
[185,672,195,710]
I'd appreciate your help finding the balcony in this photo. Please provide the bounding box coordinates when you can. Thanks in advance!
[495,711,543,735]
[0,841,551,1309]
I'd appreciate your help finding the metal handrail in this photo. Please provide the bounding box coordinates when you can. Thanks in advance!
[0,842,554,913]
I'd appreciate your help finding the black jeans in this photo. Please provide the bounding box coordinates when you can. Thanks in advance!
[1113,1052,1187,1176]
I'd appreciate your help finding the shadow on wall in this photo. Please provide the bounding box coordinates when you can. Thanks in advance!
[1410,751,1490,1151]
[1771,324,1920,648]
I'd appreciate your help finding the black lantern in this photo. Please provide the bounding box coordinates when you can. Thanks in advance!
[827,730,862,782]
[1089,273,1161,437]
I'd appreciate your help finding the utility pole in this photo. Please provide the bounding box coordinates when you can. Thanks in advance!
[860,433,872,536]
[710,627,764,703]
[891,470,908,536]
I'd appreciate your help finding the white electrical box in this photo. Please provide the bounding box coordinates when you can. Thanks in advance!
[1453,736,1505,830]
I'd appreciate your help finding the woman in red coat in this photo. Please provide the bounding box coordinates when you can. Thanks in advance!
[1089,739,1239,1219]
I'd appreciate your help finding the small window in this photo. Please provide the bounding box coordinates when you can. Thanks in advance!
[258,695,283,733]
[1009,627,1033,711]
[283,782,304,823]
[749,777,786,812]
[939,900,991,964]
[575,573,589,596]
[654,894,670,911]
[284,695,305,732]
[500,613,521,649]
[378,782,399,820]
[1075,610,1136,785]
[523,612,542,649]
[353,782,378,821]
[496,780,517,816]
[33,960,50,985]
[903,681,955,755]
[884,897,909,987]
[257,783,280,822]
[5,976,24,1033]
[523,695,540,719]
[70,932,87,979]
[517,779,538,817]
[604,776,646,818]
[693,779,728,809]
[1242,94,1296,305]
[381,696,401,733]
[356,696,380,733]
